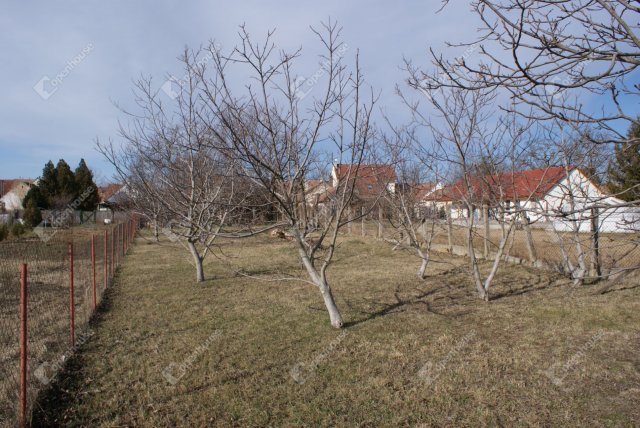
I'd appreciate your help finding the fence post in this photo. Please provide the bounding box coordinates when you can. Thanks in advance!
[483,204,490,258]
[19,263,27,428]
[112,226,116,272]
[121,223,125,257]
[590,207,601,278]
[446,204,453,253]
[91,235,96,311]
[68,242,75,347]
[104,230,108,290]
[522,212,538,263]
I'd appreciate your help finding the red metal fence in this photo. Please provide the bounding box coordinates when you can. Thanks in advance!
[0,216,139,427]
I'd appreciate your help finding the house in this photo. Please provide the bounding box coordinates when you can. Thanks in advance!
[97,184,128,211]
[330,163,397,197]
[0,179,34,212]
[422,166,639,233]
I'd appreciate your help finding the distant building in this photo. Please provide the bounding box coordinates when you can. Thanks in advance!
[0,179,34,212]
[422,166,640,232]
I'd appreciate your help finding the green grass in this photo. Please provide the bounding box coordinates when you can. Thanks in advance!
[32,232,640,427]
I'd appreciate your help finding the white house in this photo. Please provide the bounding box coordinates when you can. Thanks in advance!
[0,179,34,212]
[422,166,640,233]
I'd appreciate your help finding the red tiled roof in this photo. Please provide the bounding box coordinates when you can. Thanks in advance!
[99,183,124,203]
[424,166,571,203]
[333,164,397,199]
[0,179,34,198]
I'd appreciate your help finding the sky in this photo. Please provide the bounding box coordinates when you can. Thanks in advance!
[0,1,636,183]
[0,1,482,182]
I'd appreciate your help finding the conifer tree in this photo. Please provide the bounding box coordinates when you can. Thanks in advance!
[74,158,100,211]
[608,122,640,202]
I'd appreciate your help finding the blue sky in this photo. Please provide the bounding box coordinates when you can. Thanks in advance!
[0,1,636,183]
[0,1,481,182]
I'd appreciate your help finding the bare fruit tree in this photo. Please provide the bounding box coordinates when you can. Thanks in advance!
[196,22,375,328]
[401,80,545,300]
[97,53,242,282]
[376,129,442,279]
[421,0,639,144]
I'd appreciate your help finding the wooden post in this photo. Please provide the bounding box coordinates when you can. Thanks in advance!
[446,204,453,253]
[19,263,27,428]
[590,207,601,278]
[522,212,538,263]
[91,234,97,310]
[68,242,75,347]
[115,225,119,267]
[377,205,383,239]
[111,226,115,275]
[483,204,490,258]
[361,206,366,237]
[104,230,108,290]
[347,207,353,235]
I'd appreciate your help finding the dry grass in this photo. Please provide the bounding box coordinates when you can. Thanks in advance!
[31,231,640,427]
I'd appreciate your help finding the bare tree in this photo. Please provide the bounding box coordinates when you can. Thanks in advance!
[196,22,376,328]
[417,0,639,144]
[97,52,242,282]
[376,129,442,279]
[401,80,549,300]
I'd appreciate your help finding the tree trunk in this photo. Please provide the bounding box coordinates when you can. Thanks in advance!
[318,277,343,328]
[294,235,344,328]
[361,206,366,237]
[465,216,486,300]
[377,205,383,239]
[417,248,429,279]
[153,216,160,242]
[187,240,205,282]
[482,221,515,299]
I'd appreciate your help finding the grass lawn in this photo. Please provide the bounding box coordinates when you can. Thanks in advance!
[33,232,640,426]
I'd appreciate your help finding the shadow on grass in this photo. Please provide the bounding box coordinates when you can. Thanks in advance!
[31,280,119,427]
[342,282,469,328]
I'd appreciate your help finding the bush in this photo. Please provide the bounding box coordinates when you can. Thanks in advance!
[0,224,7,241]
[11,223,25,237]
[23,198,42,228]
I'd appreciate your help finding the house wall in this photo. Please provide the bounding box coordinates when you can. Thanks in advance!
[530,169,639,233]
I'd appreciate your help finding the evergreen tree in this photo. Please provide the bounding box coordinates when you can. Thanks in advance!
[74,158,100,211]
[607,121,640,202]
[23,185,48,210]
[54,159,78,207]
[23,198,42,228]
[39,160,58,207]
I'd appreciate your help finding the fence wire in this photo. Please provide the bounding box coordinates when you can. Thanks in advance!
[0,219,137,427]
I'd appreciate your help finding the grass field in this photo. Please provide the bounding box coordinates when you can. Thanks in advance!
[32,231,640,426]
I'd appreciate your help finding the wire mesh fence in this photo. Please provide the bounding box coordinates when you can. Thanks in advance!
[344,213,640,280]
[0,217,138,427]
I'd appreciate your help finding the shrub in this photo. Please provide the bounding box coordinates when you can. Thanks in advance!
[23,198,43,228]
[11,223,25,237]
[0,224,7,241]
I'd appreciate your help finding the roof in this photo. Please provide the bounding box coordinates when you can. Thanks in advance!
[332,164,397,200]
[98,183,125,203]
[424,166,572,203]
[412,182,438,201]
[0,179,34,198]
